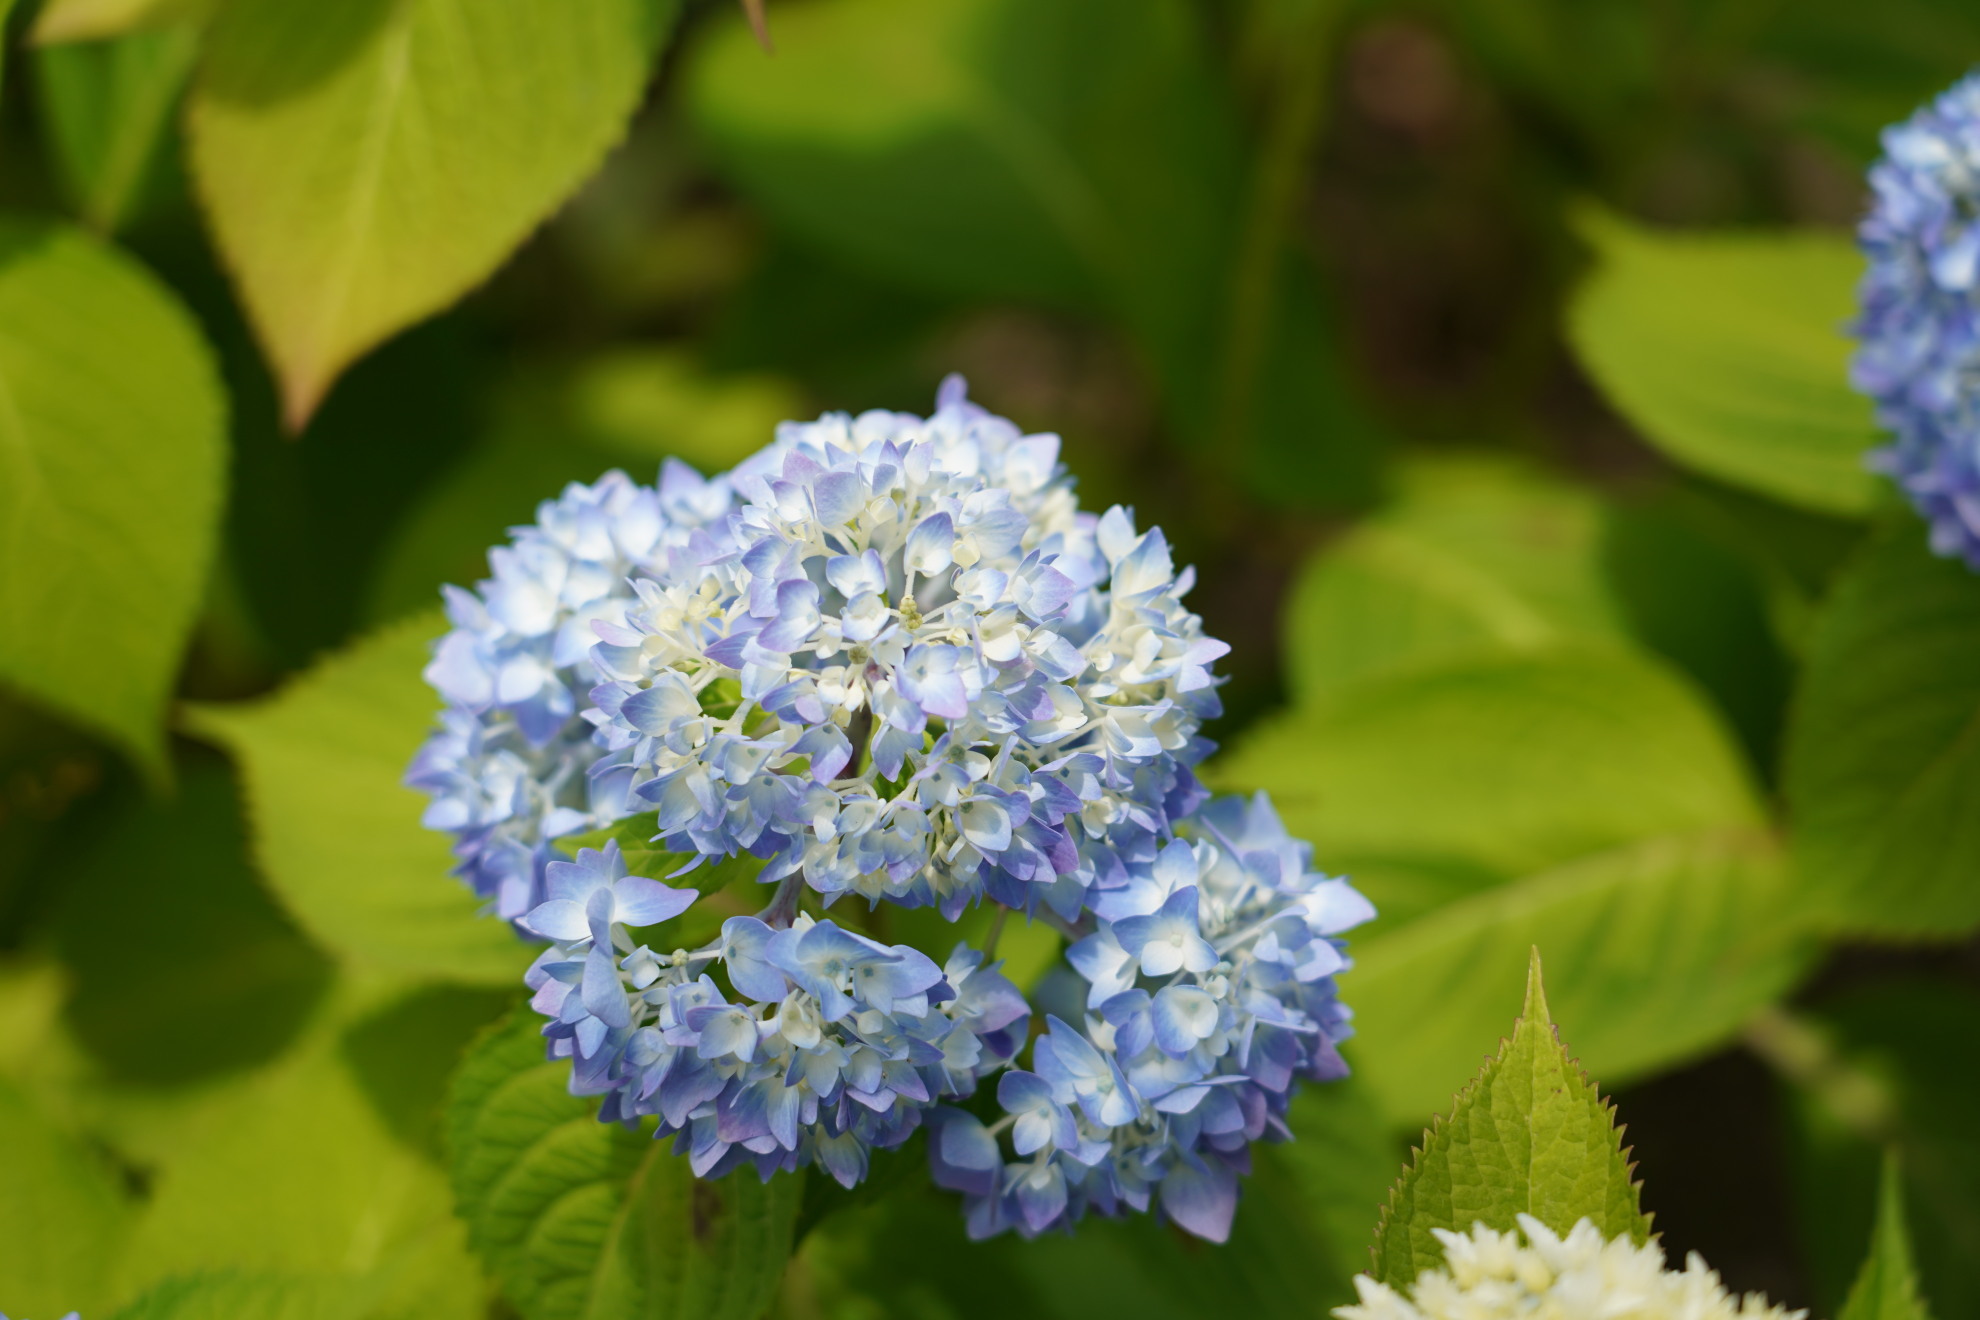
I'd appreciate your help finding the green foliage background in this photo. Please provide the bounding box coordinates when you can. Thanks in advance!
[0,0,1974,1315]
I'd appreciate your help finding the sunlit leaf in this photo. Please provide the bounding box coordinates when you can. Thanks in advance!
[1569,210,1878,515]
[1281,455,1629,702]
[1218,647,1810,1119]
[115,997,485,1320]
[186,613,526,985]
[1348,828,1811,1123]
[187,0,675,425]
[1785,520,1980,937]
[0,1074,135,1317]
[0,220,226,779]
[1370,951,1650,1287]
[445,1008,803,1320]
[1219,646,1764,927]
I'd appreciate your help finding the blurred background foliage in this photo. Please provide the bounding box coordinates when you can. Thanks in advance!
[0,0,1976,1316]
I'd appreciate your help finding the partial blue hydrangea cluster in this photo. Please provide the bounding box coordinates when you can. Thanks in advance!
[523,840,1027,1186]
[1854,72,1980,566]
[926,793,1371,1243]
[406,463,745,921]
[410,377,1371,1238]
[586,376,1228,920]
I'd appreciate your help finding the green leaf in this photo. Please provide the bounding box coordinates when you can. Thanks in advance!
[1218,647,1764,927]
[1369,951,1651,1289]
[186,613,525,985]
[31,0,207,43]
[52,757,334,1084]
[32,22,197,233]
[1784,520,1980,937]
[1281,455,1630,703]
[1347,827,1811,1123]
[0,1074,135,1317]
[445,1008,803,1320]
[187,0,674,427]
[1567,209,1879,516]
[0,220,227,779]
[116,1003,485,1320]
[1217,647,1811,1119]
[1841,1156,1937,1320]
[112,1273,377,1320]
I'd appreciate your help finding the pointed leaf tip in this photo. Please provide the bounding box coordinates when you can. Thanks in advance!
[1521,946,1551,1027]
[1840,1154,1936,1320]
[1369,955,1649,1289]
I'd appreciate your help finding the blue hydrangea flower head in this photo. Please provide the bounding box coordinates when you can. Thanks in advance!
[408,378,1370,1230]
[1854,71,1980,565]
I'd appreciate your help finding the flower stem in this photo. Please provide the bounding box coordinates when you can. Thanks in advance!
[983,904,1011,960]
[757,871,806,929]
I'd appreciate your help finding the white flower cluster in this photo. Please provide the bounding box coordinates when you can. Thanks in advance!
[1337,1216,1805,1320]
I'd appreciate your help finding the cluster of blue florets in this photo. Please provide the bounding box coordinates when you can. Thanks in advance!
[411,377,1371,1240]
[1854,71,1980,565]
[929,794,1372,1241]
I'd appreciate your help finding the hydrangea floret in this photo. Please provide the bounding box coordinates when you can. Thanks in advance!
[410,377,1373,1239]
[1335,1215,1803,1320]
[1853,71,1980,567]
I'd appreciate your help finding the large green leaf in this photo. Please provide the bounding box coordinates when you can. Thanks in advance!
[0,1074,135,1317]
[115,998,486,1320]
[187,0,674,425]
[1568,211,1878,516]
[1347,828,1810,1122]
[52,758,333,1084]
[1369,952,1651,1288]
[1218,646,1810,1119]
[186,613,526,985]
[445,1008,802,1320]
[1784,520,1980,937]
[1841,1156,1937,1320]
[1218,647,1764,927]
[32,22,196,233]
[0,220,226,778]
[1281,455,1630,703]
